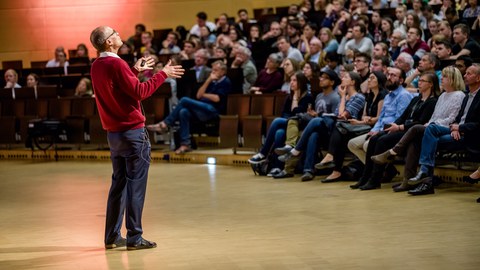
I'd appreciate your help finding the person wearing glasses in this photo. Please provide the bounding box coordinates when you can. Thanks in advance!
[371,67,466,192]
[89,26,184,250]
[347,67,413,181]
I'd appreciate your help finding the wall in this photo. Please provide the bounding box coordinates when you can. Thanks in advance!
[0,0,294,68]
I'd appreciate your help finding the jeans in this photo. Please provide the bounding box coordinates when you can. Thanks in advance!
[260,117,287,168]
[295,117,334,173]
[105,127,151,246]
[419,124,465,174]
[164,97,218,146]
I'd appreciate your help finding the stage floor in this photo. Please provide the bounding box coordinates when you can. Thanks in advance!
[1,160,479,270]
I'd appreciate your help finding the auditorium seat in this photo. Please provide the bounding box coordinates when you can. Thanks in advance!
[2,60,23,70]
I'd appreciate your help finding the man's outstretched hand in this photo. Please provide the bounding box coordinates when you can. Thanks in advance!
[162,60,185,78]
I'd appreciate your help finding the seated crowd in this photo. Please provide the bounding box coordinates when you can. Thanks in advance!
[3,1,480,200]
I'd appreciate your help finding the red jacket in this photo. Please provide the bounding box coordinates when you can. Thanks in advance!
[91,55,167,132]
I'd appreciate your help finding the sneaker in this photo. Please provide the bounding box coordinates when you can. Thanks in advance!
[248,153,266,164]
[105,237,126,249]
[278,152,292,162]
[267,168,282,177]
[127,238,157,250]
[274,145,293,155]
[301,172,315,182]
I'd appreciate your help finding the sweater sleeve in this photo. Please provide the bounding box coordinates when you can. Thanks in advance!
[428,92,465,127]
[115,59,168,100]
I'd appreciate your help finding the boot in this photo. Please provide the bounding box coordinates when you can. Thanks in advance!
[371,149,396,165]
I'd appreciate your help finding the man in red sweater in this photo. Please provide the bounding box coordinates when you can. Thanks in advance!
[89,26,184,250]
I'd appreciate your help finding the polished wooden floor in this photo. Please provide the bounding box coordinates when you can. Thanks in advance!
[1,160,479,270]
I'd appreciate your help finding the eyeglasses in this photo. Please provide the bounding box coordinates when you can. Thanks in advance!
[418,79,432,83]
[104,30,117,43]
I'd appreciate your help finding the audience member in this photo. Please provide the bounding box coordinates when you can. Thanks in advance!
[26,73,39,88]
[159,31,181,55]
[276,36,303,63]
[75,43,89,58]
[280,58,301,93]
[401,27,430,63]
[179,40,197,60]
[343,23,374,57]
[3,69,21,89]
[235,9,251,38]
[395,52,416,78]
[126,23,146,51]
[249,53,284,94]
[389,29,406,61]
[147,60,231,154]
[455,55,473,76]
[74,77,94,97]
[405,53,441,93]
[46,46,69,69]
[189,11,216,37]
[298,22,319,54]
[450,24,480,59]
[318,27,339,53]
[230,46,257,94]
[191,49,211,83]
[215,13,230,36]
[303,39,326,69]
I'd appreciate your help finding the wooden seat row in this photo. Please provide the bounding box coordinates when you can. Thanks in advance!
[218,93,287,153]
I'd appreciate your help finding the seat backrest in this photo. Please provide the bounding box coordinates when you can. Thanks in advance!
[71,97,96,117]
[226,94,250,117]
[273,93,288,116]
[36,86,58,99]
[250,94,275,117]
[30,61,48,69]
[2,60,23,70]
[14,87,36,99]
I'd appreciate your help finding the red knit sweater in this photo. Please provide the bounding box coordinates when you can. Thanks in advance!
[91,56,167,132]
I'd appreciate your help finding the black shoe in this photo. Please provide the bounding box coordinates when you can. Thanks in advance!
[408,171,430,185]
[392,183,410,192]
[314,161,335,170]
[359,180,381,190]
[105,237,126,249]
[381,164,399,183]
[274,145,293,155]
[408,182,434,196]
[272,170,294,179]
[301,172,315,182]
[321,175,342,183]
[350,177,368,189]
[463,175,479,184]
[477,197,480,203]
[127,238,157,250]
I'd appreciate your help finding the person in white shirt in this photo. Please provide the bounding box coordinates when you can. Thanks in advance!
[189,11,216,38]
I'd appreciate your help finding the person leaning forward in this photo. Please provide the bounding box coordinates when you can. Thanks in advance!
[89,26,184,250]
